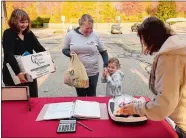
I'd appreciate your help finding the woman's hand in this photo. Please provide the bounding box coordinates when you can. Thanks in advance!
[121,104,135,115]
[17,72,28,83]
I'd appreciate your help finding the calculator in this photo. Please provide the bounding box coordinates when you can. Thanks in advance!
[57,120,76,133]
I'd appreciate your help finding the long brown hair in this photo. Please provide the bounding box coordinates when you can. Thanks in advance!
[137,17,174,55]
[8,9,31,33]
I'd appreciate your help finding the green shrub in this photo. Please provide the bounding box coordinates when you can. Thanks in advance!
[155,1,177,22]
[31,20,42,28]
[42,18,50,23]
[31,17,50,28]
[49,15,61,23]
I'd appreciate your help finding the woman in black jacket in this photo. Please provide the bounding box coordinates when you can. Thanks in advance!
[2,9,46,97]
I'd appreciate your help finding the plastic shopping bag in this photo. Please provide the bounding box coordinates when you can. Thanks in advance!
[64,53,89,88]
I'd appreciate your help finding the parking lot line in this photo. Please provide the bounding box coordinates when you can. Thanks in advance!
[37,74,49,88]
[130,68,148,85]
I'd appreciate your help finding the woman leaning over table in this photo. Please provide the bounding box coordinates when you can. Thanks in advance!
[121,17,186,138]
[62,14,108,97]
[2,9,47,98]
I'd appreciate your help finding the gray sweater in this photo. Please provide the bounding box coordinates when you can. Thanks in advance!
[63,29,108,76]
[102,70,124,97]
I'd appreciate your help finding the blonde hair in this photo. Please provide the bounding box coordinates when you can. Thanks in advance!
[8,9,31,32]
[78,14,94,26]
[108,57,121,69]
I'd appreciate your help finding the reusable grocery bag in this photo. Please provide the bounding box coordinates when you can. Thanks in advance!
[64,53,89,88]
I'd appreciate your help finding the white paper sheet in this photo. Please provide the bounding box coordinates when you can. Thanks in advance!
[43,102,74,120]
[73,100,101,119]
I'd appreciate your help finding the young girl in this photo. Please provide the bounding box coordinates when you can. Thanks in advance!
[102,57,124,97]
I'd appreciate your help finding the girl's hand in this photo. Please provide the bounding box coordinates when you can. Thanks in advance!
[103,67,107,72]
[102,68,107,77]
[103,72,106,77]
[104,69,110,76]
[17,72,28,83]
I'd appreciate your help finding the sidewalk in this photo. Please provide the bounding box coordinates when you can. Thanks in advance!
[111,38,142,54]
[32,28,141,53]
[31,26,186,53]
[32,28,66,39]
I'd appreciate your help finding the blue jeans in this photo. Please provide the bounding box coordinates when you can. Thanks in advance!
[75,73,99,97]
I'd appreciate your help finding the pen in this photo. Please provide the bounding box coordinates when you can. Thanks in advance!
[77,121,92,131]
[27,95,31,112]
[28,104,31,111]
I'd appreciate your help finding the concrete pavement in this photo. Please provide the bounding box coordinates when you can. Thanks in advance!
[30,26,185,97]
[32,28,141,52]
[32,21,186,53]
[32,28,66,39]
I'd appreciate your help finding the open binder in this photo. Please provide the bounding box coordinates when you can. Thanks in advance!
[43,100,101,120]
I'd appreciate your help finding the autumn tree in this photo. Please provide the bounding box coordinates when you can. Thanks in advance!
[48,2,63,23]
[176,2,186,17]
[80,2,98,22]
[60,2,82,23]
[60,2,98,23]
[98,2,118,23]
[145,3,157,16]
[22,2,37,20]
[36,2,54,18]
[116,2,144,16]
[5,2,37,20]
[155,1,177,22]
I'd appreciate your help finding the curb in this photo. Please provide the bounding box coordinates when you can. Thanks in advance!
[35,32,66,40]
[37,34,64,41]
[119,43,140,54]
[111,39,141,54]
[32,29,66,39]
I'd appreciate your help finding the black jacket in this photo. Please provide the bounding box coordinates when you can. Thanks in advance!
[2,28,46,82]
